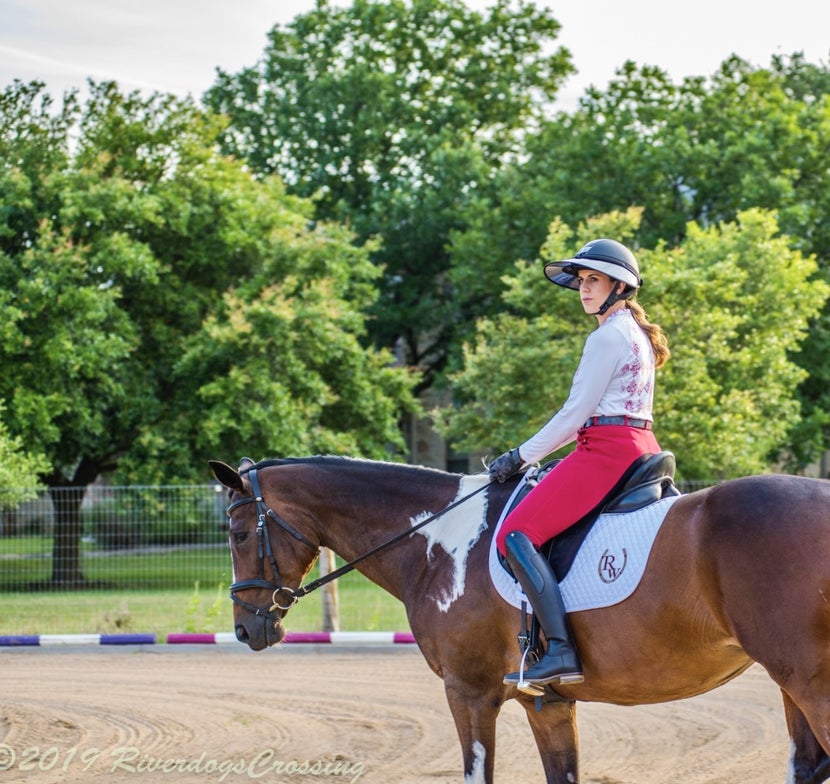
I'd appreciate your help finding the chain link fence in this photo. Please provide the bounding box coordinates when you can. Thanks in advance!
[0,484,229,592]
[0,483,413,636]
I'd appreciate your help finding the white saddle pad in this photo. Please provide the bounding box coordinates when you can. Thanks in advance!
[489,479,681,612]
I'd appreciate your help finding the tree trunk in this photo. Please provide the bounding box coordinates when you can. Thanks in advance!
[50,485,86,586]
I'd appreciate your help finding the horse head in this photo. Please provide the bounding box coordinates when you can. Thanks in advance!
[209,458,321,650]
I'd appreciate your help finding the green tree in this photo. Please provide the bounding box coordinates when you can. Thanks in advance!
[125,224,419,477]
[436,209,828,479]
[449,53,830,463]
[485,54,830,254]
[205,0,573,386]
[0,404,48,507]
[0,80,418,584]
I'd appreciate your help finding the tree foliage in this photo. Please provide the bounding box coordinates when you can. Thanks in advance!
[0,79,418,582]
[436,209,828,479]
[482,54,830,253]
[1,80,418,484]
[448,53,830,464]
[205,0,574,385]
[2,0,830,508]
[204,1,830,467]
[0,403,48,507]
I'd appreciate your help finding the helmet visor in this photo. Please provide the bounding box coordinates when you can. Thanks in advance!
[544,258,641,290]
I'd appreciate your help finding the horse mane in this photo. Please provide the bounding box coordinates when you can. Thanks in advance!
[244,455,461,480]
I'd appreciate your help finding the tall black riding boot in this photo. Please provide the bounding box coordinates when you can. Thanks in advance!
[502,531,584,689]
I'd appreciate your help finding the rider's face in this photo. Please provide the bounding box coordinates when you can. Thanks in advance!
[577,270,619,316]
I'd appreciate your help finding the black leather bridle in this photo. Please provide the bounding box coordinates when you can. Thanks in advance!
[226,467,318,617]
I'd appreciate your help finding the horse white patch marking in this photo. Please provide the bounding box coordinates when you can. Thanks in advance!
[228,540,237,585]
[411,475,489,612]
[464,740,487,784]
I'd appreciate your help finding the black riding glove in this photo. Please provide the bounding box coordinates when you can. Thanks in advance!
[488,448,524,483]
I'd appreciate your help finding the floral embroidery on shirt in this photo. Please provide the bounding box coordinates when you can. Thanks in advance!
[618,319,653,414]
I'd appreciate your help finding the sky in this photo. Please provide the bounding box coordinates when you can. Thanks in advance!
[0,0,828,111]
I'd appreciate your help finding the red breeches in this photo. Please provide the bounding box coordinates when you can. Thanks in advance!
[496,425,661,555]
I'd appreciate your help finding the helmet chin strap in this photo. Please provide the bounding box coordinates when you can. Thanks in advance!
[597,282,632,315]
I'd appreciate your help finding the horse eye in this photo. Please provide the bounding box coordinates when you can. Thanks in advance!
[232,531,250,546]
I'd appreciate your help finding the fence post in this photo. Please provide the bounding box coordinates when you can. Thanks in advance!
[319,548,340,632]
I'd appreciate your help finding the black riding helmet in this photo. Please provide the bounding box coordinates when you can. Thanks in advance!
[543,238,642,315]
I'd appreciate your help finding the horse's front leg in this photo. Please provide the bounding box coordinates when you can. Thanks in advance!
[443,673,504,783]
[519,694,579,783]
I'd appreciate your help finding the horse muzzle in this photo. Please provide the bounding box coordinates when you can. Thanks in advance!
[229,580,296,650]
[235,611,286,650]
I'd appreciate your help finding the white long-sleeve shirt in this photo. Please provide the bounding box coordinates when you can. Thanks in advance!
[519,308,656,464]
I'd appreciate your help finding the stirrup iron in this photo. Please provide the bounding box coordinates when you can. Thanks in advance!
[515,645,545,696]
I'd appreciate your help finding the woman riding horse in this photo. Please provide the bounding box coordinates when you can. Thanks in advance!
[489,238,671,690]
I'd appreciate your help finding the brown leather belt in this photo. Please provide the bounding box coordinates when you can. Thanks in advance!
[583,415,653,430]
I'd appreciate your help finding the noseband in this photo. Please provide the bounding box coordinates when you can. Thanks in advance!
[226,467,318,617]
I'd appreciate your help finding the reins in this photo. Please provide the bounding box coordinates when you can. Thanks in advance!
[294,477,493,599]
[226,465,495,615]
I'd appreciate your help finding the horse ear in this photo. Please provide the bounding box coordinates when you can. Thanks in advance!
[209,460,245,494]
[239,456,256,470]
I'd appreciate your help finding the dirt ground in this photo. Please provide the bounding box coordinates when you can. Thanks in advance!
[0,645,791,783]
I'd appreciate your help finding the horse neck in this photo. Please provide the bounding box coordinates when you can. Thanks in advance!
[273,460,479,601]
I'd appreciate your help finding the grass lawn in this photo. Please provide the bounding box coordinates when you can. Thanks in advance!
[0,543,410,638]
[0,579,410,638]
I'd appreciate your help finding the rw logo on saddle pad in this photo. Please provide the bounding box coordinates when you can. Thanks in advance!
[489,491,681,613]
[598,548,628,583]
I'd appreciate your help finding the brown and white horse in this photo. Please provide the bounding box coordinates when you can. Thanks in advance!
[210,456,830,784]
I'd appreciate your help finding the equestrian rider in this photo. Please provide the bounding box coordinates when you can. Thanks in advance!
[489,238,670,690]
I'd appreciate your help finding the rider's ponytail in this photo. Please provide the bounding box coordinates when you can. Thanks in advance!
[627,300,670,369]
